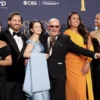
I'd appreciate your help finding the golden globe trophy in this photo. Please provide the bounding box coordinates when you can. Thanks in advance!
[81,0,86,11]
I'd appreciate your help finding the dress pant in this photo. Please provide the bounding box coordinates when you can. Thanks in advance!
[6,82,26,100]
[0,75,6,100]
[50,77,66,100]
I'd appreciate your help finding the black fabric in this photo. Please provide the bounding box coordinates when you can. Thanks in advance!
[50,77,66,100]
[91,38,100,100]
[0,45,11,100]
[13,32,21,37]
[0,45,11,75]
[6,82,26,100]
[0,75,6,100]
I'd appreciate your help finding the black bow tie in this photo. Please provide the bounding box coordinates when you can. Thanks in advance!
[13,32,21,37]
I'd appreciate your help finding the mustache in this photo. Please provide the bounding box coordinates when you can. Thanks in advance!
[14,24,20,26]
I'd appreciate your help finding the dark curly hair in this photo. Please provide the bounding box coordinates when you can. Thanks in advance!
[67,12,88,44]
[29,20,45,37]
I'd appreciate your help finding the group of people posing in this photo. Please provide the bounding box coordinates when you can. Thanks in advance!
[0,12,100,100]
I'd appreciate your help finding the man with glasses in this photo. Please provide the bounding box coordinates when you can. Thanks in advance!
[40,18,100,100]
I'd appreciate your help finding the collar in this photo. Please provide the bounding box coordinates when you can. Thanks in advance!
[9,28,20,36]
[9,28,13,35]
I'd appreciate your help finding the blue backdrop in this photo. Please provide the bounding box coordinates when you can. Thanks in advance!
[0,0,100,33]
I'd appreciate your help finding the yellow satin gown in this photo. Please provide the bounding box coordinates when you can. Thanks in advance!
[64,29,94,100]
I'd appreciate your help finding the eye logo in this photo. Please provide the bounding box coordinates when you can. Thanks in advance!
[0,1,6,7]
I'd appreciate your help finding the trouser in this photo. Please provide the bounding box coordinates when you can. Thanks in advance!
[50,77,66,100]
[6,82,26,100]
[0,75,6,100]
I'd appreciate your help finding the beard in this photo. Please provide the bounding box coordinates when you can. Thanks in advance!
[9,24,21,32]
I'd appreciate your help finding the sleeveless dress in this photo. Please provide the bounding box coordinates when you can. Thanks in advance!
[91,38,100,100]
[64,29,94,100]
[0,45,11,100]
[24,39,50,100]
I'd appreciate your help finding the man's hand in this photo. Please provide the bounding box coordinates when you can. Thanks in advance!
[94,53,100,59]
[81,63,89,76]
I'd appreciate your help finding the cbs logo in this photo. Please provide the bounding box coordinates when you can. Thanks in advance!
[23,1,37,5]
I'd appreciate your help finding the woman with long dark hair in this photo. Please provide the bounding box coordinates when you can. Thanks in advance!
[23,20,50,100]
[64,12,94,100]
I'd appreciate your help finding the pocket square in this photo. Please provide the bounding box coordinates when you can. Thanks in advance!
[57,62,63,65]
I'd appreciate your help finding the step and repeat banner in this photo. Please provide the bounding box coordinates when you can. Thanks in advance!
[0,0,100,34]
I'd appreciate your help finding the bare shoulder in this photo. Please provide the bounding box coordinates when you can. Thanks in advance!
[89,31,96,38]
[0,40,7,48]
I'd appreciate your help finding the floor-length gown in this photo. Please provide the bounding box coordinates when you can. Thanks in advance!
[64,29,94,100]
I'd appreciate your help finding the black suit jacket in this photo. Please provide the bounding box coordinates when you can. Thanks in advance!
[40,33,95,78]
[1,30,26,82]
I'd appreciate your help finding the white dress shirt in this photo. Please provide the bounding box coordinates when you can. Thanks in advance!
[9,28,23,52]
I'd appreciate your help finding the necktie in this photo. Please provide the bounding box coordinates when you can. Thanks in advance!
[13,32,21,37]
[48,36,56,55]
[50,37,56,48]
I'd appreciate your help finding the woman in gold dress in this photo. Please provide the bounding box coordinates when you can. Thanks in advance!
[64,12,94,100]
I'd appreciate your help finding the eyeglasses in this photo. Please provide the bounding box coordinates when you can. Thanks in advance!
[50,25,60,28]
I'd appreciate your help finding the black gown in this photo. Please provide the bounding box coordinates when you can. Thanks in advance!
[91,38,100,100]
[0,45,11,100]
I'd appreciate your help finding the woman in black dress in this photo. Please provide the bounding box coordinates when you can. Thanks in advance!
[0,39,12,100]
[90,12,100,100]
[0,21,2,32]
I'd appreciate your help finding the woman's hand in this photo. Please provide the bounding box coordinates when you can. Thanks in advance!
[24,59,28,65]
[45,54,49,59]
[81,62,90,76]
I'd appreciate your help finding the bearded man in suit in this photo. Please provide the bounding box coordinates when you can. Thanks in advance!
[1,12,26,100]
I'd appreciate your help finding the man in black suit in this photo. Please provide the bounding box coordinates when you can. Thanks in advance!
[40,18,100,100]
[1,12,26,100]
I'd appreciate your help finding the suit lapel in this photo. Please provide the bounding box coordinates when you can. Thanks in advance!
[52,34,63,53]
[5,30,20,54]
[54,34,62,48]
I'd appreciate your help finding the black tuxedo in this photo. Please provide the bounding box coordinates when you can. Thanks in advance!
[40,33,95,100]
[1,30,26,100]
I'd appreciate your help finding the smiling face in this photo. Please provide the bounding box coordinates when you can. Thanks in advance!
[8,15,22,32]
[69,14,80,28]
[30,22,42,35]
[48,19,61,37]
[94,13,100,27]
